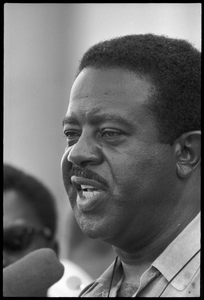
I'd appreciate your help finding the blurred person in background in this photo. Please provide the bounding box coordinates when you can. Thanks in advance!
[3,163,92,297]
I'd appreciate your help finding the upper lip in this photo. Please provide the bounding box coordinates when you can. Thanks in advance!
[71,176,107,191]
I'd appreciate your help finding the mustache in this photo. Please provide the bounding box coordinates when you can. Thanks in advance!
[70,166,108,187]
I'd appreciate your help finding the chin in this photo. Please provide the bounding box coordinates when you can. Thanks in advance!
[74,212,108,240]
[83,230,101,239]
[79,226,104,240]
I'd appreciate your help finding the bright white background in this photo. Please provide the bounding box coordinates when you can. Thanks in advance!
[4,3,201,257]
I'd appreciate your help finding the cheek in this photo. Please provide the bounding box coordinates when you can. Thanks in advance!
[111,146,174,199]
[112,151,153,187]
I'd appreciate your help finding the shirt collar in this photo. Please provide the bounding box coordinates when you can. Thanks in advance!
[85,257,122,297]
[153,212,200,291]
[81,213,200,297]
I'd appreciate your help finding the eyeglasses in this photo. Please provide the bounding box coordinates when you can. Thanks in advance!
[4,224,52,252]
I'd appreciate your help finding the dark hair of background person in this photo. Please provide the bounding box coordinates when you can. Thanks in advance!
[3,164,57,238]
[77,34,201,145]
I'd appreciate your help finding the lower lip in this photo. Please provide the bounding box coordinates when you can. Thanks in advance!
[76,191,107,212]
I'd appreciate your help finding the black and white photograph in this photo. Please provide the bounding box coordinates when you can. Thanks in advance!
[3,3,201,297]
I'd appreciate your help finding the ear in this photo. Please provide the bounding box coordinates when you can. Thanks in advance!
[174,131,201,179]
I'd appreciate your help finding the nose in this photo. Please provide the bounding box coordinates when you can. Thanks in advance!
[67,131,103,167]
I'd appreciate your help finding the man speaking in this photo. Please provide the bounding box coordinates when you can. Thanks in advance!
[61,34,201,297]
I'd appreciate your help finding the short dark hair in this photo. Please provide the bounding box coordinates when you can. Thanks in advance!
[77,34,201,144]
[3,164,57,237]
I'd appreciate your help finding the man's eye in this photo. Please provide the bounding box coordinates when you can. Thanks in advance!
[101,130,122,138]
[64,130,80,140]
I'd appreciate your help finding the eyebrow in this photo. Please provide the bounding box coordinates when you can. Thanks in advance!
[62,115,79,127]
[62,113,134,129]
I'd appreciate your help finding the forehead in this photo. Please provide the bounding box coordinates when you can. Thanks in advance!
[70,67,153,104]
[66,68,155,124]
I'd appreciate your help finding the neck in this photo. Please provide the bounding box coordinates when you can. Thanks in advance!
[113,207,199,268]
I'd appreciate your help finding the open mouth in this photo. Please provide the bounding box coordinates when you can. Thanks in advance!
[71,176,107,193]
[71,176,107,212]
[80,185,103,199]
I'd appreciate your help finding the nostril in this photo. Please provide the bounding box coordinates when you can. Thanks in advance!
[81,161,93,168]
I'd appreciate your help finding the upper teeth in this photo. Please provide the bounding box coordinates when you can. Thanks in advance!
[81,185,96,191]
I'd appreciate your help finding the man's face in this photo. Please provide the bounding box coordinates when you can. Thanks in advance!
[61,68,177,247]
